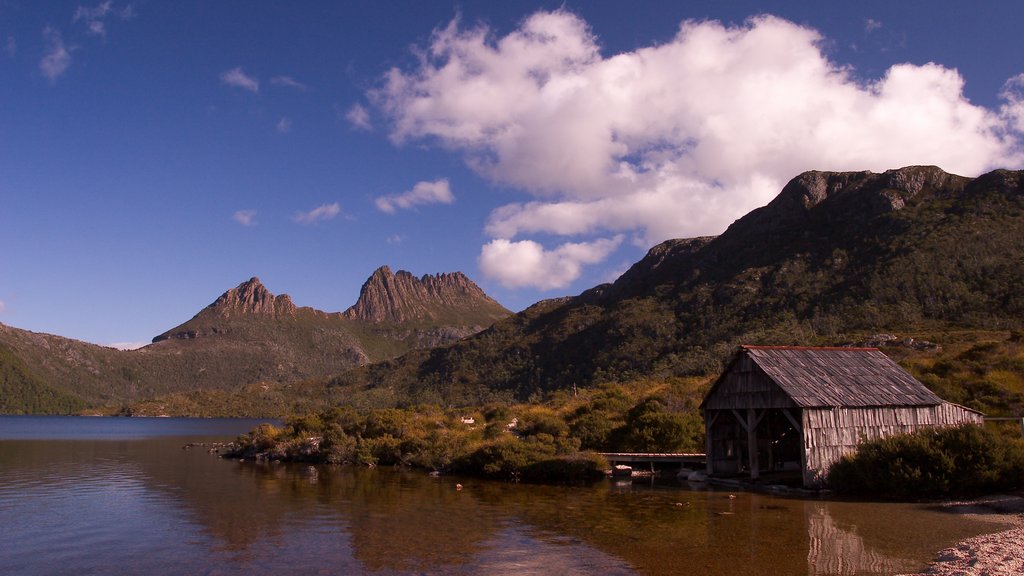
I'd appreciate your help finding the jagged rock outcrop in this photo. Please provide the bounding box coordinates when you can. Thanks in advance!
[725,166,969,242]
[343,266,510,324]
[208,277,297,318]
[152,278,297,342]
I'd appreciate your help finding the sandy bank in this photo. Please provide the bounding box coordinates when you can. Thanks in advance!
[901,495,1024,576]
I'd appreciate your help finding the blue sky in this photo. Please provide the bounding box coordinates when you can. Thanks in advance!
[2,1,1023,348]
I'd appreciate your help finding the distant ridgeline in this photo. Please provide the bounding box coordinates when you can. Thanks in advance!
[2,166,1023,416]
[335,166,1024,406]
[0,267,510,414]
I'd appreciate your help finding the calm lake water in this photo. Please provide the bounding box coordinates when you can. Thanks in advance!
[0,416,1007,575]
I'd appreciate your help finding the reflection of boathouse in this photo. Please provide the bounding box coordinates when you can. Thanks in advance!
[701,346,984,487]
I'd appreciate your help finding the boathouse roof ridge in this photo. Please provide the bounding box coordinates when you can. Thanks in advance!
[731,345,943,408]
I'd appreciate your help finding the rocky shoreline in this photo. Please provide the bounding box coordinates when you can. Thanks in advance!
[901,495,1024,576]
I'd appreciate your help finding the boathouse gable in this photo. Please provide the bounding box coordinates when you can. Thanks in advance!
[701,346,984,488]
[701,352,799,411]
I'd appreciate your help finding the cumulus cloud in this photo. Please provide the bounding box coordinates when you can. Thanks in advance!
[276,117,292,133]
[40,26,72,82]
[233,209,257,226]
[292,202,341,224]
[270,75,308,90]
[0,299,6,314]
[478,236,623,290]
[345,103,372,130]
[220,67,259,92]
[371,11,1023,290]
[864,19,883,33]
[375,179,454,213]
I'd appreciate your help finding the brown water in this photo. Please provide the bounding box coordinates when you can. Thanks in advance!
[0,416,1008,575]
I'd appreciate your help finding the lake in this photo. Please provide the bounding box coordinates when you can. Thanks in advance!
[0,416,1006,575]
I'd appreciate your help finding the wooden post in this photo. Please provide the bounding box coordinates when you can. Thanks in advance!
[747,409,759,480]
[705,412,714,475]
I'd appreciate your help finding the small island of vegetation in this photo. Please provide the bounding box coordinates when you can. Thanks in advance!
[226,381,704,483]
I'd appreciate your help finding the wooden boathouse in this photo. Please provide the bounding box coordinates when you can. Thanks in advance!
[701,346,984,488]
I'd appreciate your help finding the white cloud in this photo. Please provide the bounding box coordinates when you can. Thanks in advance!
[233,209,257,226]
[276,117,292,133]
[74,1,113,37]
[108,341,147,351]
[386,234,405,244]
[40,26,72,82]
[375,178,454,213]
[292,202,341,224]
[220,67,259,92]
[864,19,883,33]
[74,1,133,38]
[479,236,623,290]
[372,11,1024,288]
[0,299,6,314]
[1001,74,1024,134]
[270,75,308,90]
[345,103,372,130]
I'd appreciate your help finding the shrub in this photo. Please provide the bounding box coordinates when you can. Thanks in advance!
[617,397,691,452]
[457,437,557,479]
[287,414,324,437]
[321,423,357,464]
[829,424,1024,500]
[521,453,609,483]
[570,411,615,450]
[520,409,570,439]
[246,423,282,451]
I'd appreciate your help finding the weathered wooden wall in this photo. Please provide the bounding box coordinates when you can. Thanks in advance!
[801,403,984,487]
[703,356,799,410]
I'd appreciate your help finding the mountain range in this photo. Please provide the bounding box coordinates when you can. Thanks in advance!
[0,267,509,413]
[332,166,1024,407]
[2,165,1023,416]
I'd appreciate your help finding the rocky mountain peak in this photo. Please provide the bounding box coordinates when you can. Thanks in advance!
[152,278,299,342]
[718,166,971,244]
[770,165,966,218]
[207,277,297,318]
[343,266,509,324]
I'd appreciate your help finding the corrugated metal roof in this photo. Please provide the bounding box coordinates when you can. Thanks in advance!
[739,346,942,408]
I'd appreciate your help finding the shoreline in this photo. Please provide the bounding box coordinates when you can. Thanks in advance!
[901,495,1024,576]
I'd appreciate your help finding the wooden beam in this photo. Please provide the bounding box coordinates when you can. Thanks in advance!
[706,410,720,428]
[732,409,748,431]
[781,408,802,431]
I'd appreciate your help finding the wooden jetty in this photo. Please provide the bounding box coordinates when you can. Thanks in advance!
[598,452,706,474]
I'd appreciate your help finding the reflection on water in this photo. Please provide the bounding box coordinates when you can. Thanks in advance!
[0,417,1007,575]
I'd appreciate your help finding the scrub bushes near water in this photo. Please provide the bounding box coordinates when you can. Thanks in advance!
[227,385,693,483]
[828,424,1024,500]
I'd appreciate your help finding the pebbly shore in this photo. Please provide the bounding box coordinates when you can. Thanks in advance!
[901,495,1024,576]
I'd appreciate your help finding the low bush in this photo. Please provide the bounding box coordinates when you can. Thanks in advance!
[829,424,1024,500]
[520,453,609,483]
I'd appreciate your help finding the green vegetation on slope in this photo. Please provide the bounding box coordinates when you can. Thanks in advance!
[0,344,85,414]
